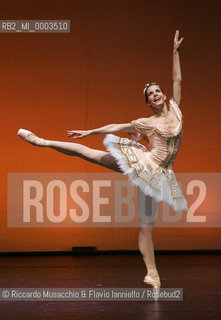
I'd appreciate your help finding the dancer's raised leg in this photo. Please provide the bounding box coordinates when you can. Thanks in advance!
[138,188,161,288]
[17,129,121,172]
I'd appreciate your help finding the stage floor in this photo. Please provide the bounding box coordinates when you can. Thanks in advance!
[0,253,220,319]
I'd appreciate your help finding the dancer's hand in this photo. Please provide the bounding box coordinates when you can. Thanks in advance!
[174,30,184,51]
[67,130,92,139]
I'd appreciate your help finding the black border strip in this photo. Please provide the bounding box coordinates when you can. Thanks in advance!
[0,249,220,256]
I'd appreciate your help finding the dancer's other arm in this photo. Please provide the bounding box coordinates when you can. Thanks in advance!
[173,30,184,106]
[67,122,135,139]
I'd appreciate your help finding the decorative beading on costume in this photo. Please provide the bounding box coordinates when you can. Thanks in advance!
[119,138,184,199]
[103,98,188,211]
[130,98,183,141]
[159,134,182,168]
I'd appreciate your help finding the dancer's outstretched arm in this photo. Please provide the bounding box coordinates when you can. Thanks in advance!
[67,122,134,139]
[173,30,184,106]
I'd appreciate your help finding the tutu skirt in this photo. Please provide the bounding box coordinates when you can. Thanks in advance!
[103,133,188,212]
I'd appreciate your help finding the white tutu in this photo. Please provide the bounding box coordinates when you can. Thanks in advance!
[103,133,188,212]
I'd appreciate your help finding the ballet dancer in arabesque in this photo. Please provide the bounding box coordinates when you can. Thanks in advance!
[18,30,188,292]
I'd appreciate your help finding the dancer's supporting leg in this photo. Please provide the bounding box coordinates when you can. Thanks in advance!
[17,129,121,173]
[138,187,161,288]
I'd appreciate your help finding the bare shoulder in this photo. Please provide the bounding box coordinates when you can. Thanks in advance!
[169,98,183,120]
[134,116,157,126]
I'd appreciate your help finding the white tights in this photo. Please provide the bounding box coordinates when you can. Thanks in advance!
[34,136,160,280]
[45,139,122,172]
[138,187,160,279]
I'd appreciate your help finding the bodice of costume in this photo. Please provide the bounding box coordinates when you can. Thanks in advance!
[103,98,188,211]
[130,98,183,170]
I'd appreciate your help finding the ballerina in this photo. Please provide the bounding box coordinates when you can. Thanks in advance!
[17,30,187,294]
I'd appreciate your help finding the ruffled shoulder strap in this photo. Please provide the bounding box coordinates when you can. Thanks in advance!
[130,118,153,134]
[169,98,183,121]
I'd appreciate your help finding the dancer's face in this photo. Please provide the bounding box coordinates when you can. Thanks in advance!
[146,85,166,107]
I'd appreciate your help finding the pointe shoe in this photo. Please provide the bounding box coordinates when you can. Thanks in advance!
[144,275,161,288]
[17,129,47,147]
[144,275,161,301]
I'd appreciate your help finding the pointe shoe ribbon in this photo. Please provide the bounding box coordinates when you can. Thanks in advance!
[17,129,46,146]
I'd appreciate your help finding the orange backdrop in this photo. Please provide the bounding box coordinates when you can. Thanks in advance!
[1,0,221,252]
